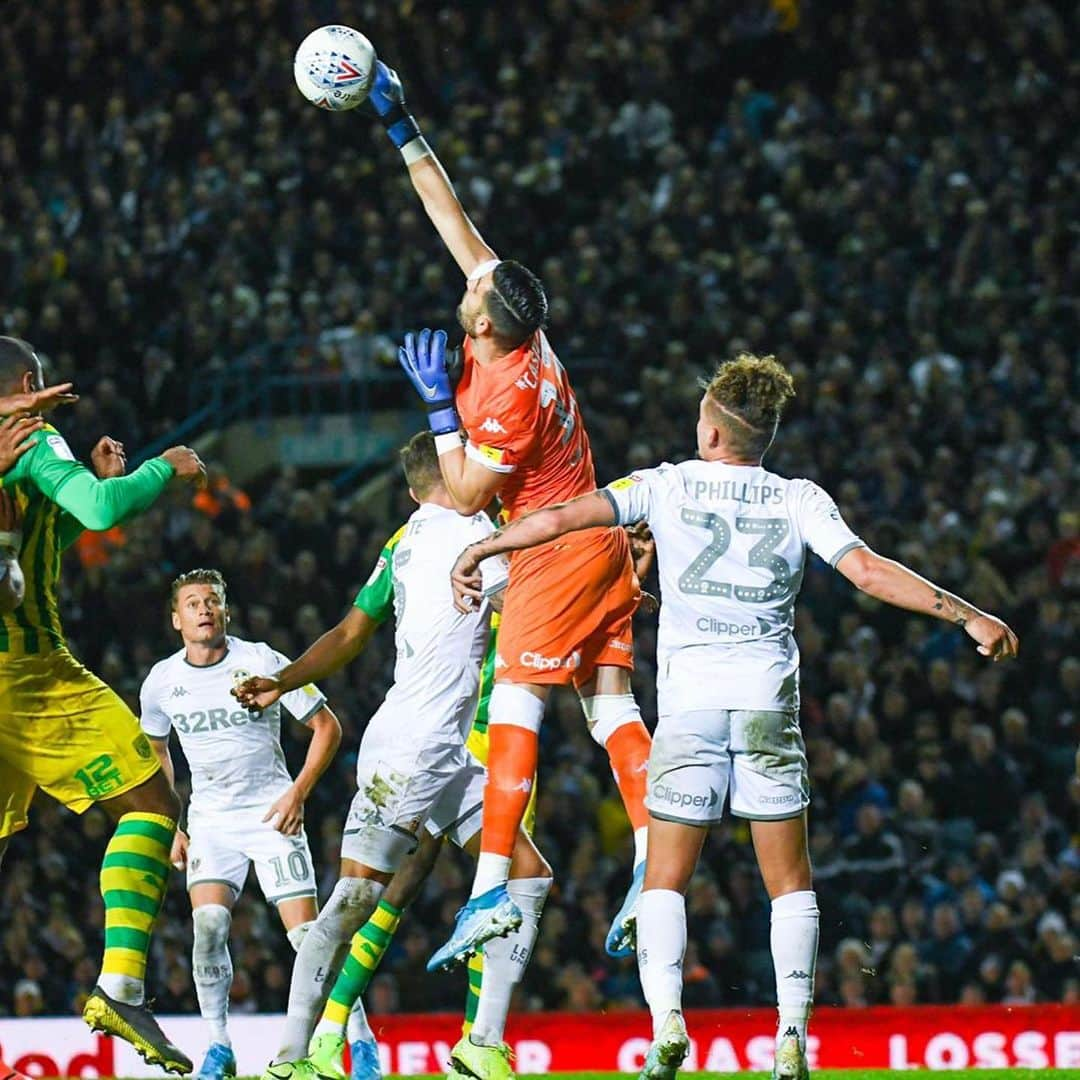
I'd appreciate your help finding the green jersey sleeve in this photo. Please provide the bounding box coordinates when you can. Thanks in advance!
[353,525,405,623]
[0,428,175,530]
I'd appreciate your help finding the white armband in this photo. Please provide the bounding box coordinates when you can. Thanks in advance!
[401,136,433,165]
[435,432,464,456]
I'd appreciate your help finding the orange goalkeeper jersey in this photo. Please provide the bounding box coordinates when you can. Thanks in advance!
[455,330,596,521]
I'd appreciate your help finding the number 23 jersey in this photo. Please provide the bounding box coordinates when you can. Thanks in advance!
[139,637,326,815]
[603,460,865,713]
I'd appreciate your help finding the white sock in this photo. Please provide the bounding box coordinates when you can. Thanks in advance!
[470,876,551,1046]
[347,997,375,1045]
[471,852,512,898]
[633,826,648,869]
[192,904,233,1048]
[275,878,384,1062]
[637,889,686,1036]
[771,890,818,1047]
[97,973,144,1006]
[287,920,314,952]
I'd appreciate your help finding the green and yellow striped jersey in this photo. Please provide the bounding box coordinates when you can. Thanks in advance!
[0,425,173,656]
[353,523,500,753]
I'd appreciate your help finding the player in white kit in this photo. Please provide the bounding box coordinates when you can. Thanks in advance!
[448,353,1018,1080]
[140,569,342,1080]
[233,432,552,1080]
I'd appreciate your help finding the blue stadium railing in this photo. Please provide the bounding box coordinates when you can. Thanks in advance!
[135,362,410,489]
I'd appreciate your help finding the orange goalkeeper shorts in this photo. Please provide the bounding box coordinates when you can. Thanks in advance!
[495,526,639,687]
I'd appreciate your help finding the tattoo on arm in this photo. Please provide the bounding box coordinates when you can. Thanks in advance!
[933,589,974,628]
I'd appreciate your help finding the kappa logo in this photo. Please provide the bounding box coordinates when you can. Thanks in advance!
[171,685,189,698]
[786,970,812,980]
[478,417,507,434]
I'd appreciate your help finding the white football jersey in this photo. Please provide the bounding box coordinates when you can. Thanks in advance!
[604,460,864,711]
[367,503,508,732]
[140,636,326,815]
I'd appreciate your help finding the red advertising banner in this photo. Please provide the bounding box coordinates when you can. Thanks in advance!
[1,1004,1078,1076]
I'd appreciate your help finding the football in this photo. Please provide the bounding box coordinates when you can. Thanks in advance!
[293,25,376,111]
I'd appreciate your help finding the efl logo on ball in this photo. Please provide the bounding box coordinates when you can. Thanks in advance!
[294,25,376,112]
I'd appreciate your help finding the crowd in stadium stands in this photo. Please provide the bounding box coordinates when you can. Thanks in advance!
[1,0,1077,1021]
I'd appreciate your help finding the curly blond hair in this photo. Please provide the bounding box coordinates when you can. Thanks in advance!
[702,352,795,457]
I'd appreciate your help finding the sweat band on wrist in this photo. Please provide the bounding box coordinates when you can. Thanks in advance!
[401,136,432,165]
[434,431,463,456]
[467,258,501,283]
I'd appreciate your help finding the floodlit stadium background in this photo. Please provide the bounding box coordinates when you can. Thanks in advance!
[0,0,1076,1046]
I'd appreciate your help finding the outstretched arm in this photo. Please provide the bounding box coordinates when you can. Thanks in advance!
[2,432,204,531]
[451,491,616,610]
[233,606,380,708]
[835,547,1019,661]
[408,154,497,276]
[367,61,496,275]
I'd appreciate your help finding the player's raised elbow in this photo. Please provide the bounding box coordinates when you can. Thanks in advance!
[836,545,882,593]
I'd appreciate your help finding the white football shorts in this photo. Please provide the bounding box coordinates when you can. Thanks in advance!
[186,805,317,904]
[341,702,485,873]
[646,708,810,825]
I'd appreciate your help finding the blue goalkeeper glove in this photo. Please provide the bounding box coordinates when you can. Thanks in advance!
[399,329,460,435]
[368,60,422,150]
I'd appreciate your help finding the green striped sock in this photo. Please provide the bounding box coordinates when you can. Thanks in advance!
[99,812,175,995]
[463,952,484,1034]
[319,899,403,1035]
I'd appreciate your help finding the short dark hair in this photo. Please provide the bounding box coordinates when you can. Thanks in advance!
[485,261,548,348]
[0,337,41,384]
[398,430,442,498]
[703,352,796,459]
[171,568,228,609]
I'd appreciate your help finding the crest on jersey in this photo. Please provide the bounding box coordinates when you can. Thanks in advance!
[229,669,251,687]
[46,434,76,461]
